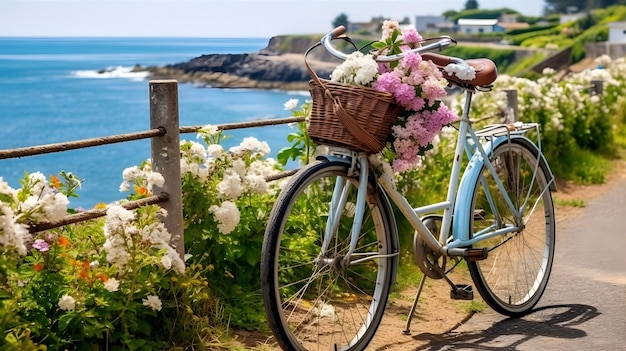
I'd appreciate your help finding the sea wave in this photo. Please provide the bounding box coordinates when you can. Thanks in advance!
[72,66,149,81]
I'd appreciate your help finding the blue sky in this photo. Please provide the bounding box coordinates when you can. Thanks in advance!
[0,0,545,37]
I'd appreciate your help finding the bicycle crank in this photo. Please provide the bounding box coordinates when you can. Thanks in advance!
[413,216,446,279]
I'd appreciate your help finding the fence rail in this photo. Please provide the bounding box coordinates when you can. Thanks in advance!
[0,80,301,259]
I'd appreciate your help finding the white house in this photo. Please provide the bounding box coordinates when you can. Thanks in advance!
[457,18,499,34]
[608,22,626,43]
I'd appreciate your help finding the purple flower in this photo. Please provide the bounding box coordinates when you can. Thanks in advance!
[32,239,50,252]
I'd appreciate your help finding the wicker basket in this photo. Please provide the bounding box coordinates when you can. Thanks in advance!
[305,43,403,153]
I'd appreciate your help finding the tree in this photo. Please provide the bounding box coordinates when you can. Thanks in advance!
[332,13,349,29]
[465,0,479,10]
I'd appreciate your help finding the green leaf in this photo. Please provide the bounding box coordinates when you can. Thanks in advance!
[57,312,75,331]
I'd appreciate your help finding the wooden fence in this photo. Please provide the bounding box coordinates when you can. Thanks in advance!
[0,80,304,259]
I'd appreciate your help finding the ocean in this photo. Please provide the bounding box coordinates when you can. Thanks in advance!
[0,37,307,209]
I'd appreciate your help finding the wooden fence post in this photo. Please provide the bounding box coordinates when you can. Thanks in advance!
[590,80,604,96]
[505,89,519,123]
[149,80,184,260]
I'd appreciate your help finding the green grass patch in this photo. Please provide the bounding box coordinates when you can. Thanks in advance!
[554,199,586,208]
[460,300,488,313]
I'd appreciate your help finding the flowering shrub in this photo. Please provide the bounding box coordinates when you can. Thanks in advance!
[454,56,626,183]
[329,20,460,172]
[1,172,219,350]
[175,125,284,328]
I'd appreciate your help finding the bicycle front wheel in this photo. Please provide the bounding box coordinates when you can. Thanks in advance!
[261,159,398,351]
[468,140,555,317]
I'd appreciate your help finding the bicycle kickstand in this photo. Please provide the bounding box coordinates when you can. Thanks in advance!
[403,274,427,335]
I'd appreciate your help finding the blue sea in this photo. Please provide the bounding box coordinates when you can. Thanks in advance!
[0,37,307,209]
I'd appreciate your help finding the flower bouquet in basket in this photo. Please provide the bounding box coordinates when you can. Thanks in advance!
[308,20,466,173]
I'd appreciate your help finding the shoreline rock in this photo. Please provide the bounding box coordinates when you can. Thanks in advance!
[138,36,340,91]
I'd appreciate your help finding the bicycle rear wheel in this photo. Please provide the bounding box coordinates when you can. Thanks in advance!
[261,159,398,351]
[468,140,555,317]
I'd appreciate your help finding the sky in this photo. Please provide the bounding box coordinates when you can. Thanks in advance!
[0,0,545,38]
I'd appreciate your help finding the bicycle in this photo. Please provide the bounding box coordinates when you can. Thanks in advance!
[261,26,556,351]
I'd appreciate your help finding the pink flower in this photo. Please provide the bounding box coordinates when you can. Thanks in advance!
[332,22,460,172]
[402,28,423,46]
[32,239,50,252]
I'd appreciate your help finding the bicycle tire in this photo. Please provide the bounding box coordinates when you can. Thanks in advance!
[467,139,555,317]
[261,159,398,351]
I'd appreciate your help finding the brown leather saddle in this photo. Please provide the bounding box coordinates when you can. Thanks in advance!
[421,52,498,88]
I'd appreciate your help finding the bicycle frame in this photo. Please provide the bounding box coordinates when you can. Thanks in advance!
[324,88,555,263]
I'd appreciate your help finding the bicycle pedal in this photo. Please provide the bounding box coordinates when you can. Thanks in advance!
[450,284,473,300]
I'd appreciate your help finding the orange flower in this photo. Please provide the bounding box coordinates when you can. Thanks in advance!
[94,202,107,209]
[135,186,149,196]
[82,261,91,269]
[95,272,109,282]
[58,236,70,247]
[49,175,61,189]
[79,270,89,280]
[33,263,44,272]
[70,259,79,266]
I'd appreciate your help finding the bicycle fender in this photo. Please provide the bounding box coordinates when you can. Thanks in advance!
[452,135,556,242]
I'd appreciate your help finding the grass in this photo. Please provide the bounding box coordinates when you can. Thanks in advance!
[554,198,586,208]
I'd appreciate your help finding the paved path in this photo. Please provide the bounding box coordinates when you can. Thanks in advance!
[412,179,626,350]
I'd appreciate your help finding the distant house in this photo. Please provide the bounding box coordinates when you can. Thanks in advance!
[457,16,530,34]
[457,18,499,34]
[414,15,454,34]
[608,21,626,43]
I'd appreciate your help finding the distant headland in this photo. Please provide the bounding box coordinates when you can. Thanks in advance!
[135,35,338,90]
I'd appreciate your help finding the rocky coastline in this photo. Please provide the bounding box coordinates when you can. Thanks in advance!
[136,35,340,90]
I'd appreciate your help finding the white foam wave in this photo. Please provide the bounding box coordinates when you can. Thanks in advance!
[72,66,149,81]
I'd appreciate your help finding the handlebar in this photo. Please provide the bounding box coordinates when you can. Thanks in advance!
[321,25,460,63]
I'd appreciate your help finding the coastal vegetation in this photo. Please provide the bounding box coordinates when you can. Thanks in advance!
[2,5,626,350]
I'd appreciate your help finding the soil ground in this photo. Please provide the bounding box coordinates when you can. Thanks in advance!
[229,159,626,351]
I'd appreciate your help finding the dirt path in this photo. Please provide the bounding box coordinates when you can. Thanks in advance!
[231,159,626,351]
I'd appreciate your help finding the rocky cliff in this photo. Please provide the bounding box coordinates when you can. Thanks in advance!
[142,35,341,90]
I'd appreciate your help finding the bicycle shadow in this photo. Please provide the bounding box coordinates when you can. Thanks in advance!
[408,304,600,350]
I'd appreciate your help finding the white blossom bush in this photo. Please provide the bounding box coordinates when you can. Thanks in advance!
[452,61,625,183]
[177,125,284,328]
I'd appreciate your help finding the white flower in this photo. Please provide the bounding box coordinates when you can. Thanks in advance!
[146,172,165,191]
[119,180,131,192]
[245,174,269,195]
[209,201,240,234]
[381,20,400,41]
[207,144,225,158]
[444,63,476,81]
[122,166,142,181]
[283,98,299,110]
[216,171,243,200]
[41,192,69,222]
[161,254,172,270]
[198,124,219,138]
[230,137,270,156]
[330,51,378,86]
[103,278,120,292]
[142,295,162,311]
[28,172,47,195]
[0,205,29,256]
[58,294,76,311]
[232,159,247,178]
[0,177,16,198]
